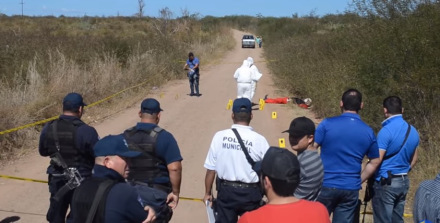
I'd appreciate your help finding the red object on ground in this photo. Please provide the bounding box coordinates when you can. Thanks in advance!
[264,97,289,104]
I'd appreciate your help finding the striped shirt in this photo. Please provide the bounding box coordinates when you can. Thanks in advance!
[413,173,440,223]
[294,150,324,201]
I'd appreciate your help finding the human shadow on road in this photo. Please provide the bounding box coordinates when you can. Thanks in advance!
[0,216,20,223]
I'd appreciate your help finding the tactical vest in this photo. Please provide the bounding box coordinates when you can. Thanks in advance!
[43,118,93,170]
[72,178,117,223]
[123,126,168,183]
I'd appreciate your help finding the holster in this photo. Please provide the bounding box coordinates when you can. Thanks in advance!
[380,170,393,186]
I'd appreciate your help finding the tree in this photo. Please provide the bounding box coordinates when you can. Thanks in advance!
[137,0,145,18]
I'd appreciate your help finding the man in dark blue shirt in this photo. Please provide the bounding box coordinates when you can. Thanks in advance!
[71,135,156,223]
[39,92,99,223]
[123,98,183,223]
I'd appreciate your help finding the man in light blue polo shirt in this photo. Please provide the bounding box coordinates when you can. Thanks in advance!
[314,88,380,223]
[372,96,420,223]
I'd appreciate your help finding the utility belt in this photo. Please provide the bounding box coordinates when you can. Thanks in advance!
[379,170,408,186]
[133,181,172,194]
[219,179,259,188]
[237,81,252,84]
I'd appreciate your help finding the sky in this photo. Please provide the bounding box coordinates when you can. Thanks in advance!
[1,0,352,18]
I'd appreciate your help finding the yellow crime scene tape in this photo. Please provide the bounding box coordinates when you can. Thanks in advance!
[0,174,203,203]
[0,77,155,136]
[0,58,275,136]
[361,211,413,218]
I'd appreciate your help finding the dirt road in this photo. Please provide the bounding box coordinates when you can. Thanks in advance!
[0,30,315,222]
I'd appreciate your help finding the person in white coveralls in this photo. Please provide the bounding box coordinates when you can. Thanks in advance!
[247,57,262,101]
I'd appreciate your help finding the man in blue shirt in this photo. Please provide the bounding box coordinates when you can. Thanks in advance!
[372,96,420,223]
[39,92,99,223]
[183,52,200,96]
[71,135,156,223]
[314,88,380,223]
[123,98,183,223]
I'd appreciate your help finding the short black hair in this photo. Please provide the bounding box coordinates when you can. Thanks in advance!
[342,88,362,112]
[233,112,251,123]
[188,52,194,57]
[63,106,82,113]
[383,96,402,114]
[263,174,298,197]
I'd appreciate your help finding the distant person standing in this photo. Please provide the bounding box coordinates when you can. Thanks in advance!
[183,52,200,96]
[39,92,99,223]
[234,60,258,101]
[413,171,440,223]
[247,57,262,101]
[258,36,262,48]
[372,96,420,223]
[255,37,261,48]
[314,88,380,223]
[283,117,323,201]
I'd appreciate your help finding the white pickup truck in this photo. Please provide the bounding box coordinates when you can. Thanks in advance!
[242,35,256,48]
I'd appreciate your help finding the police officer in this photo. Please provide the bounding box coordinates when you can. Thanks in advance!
[71,135,156,223]
[184,52,200,96]
[39,92,99,223]
[123,98,183,223]
[203,98,270,223]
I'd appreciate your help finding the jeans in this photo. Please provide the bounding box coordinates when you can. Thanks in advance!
[215,183,262,223]
[133,183,172,223]
[188,73,199,95]
[372,176,409,223]
[317,187,359,223]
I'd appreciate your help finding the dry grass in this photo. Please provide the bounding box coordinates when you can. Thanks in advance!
[0,16,234,160]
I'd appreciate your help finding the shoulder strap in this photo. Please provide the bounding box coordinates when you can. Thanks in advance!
[85,180,116,223]
[383,123,411,160]
[231,128,255,166]
[150,126,163,138]
[51,120,61,152]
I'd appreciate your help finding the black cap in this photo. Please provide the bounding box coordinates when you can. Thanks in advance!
[261,147,300,183]
[63,92,87,110]
[232,98,252,113]
[282,116,315,138]
[141,98,163,114]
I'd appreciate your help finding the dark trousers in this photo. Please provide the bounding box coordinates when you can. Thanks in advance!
[133,183,172,223]
[188,73,199,94]
[47,175,73,223]
[215,183,262,223]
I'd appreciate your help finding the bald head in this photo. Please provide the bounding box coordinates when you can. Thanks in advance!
[139,111,160,124]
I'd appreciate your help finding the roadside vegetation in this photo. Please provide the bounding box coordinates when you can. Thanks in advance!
[0,10,234,159]
[235,0,438,217]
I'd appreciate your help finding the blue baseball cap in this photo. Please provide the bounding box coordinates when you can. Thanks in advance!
[232,98,252,113]
[63,92,87,110]
[94,135,142,158]
[141,98,163,114]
